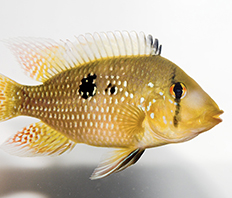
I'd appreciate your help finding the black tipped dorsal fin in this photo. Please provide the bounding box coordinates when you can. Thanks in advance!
[6,31,161,82]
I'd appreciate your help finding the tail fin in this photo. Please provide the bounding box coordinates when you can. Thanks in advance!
[0,74,20,121]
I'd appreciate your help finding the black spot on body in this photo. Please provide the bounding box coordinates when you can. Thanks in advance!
[79,73,97,99]
[110,86,116,95]
[105,83,112,92]
[105,83,117,95]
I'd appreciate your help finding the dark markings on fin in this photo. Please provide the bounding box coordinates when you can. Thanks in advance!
[90,148,145,180]
[117,149,145,173]
[147,35,162,56]
[105,83,117,95]
[79,73,97,99]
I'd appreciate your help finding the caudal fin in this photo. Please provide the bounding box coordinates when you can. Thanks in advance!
[0,74,20,121]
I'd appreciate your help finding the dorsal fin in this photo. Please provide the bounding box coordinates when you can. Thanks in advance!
[5,31,162,82]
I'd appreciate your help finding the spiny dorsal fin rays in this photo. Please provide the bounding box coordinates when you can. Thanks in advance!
[5,31,162,82]
[71,31,161,59]
[147,35,162,55]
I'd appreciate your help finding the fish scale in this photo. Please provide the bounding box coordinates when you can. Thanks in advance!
[0,31,223,180]
[16,56,153,147]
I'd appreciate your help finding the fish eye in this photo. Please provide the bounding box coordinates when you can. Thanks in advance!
[170,82,187,100]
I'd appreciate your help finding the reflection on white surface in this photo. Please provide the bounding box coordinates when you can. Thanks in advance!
[0,148,230,198]
[0,0,232,197]
[1,192,47,198]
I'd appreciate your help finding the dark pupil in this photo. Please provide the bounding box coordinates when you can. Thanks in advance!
[173,82,183,100]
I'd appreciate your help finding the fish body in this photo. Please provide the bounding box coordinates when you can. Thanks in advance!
[0,32,223,179]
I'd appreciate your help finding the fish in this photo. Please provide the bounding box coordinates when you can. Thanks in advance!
[0,31,223,180]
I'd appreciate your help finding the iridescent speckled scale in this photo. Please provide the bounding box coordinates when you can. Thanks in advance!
[17,57,155,147]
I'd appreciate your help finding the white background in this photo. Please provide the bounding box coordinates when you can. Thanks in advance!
[0,0,231,198]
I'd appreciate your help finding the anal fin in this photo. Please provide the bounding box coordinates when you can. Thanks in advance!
[90,148,145,180]
[0,121,76,157]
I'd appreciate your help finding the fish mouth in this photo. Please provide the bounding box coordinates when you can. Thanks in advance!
[211,110,224,123]
[192,109,224,134]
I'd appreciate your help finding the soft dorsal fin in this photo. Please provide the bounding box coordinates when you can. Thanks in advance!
[5,31,162,82]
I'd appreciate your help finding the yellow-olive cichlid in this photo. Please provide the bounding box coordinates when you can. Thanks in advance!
[0,31,223,179]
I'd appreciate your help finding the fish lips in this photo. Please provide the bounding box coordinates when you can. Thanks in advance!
[211,110,224,123]
[203,109,224,127]
[192,109,223,134]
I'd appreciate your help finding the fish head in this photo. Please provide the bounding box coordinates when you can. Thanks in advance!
[146,65,223,142]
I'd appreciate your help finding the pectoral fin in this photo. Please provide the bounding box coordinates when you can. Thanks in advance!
[90,148,145,180]
[0,121,76,157]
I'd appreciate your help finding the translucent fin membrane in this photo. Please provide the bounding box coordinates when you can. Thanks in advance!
[68,31,162,63]
[90,148,145,180]
[1,121,76,157]
[5,31,162,82]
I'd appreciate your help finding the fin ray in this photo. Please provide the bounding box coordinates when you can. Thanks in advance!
[116,104,146,141]
[5,32,161,82]
[0,74,20,122]
[0,121,76,157]
[90,148,145,180]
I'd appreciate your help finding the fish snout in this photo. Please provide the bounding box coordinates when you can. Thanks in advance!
[211,109,224,123]
[203,109,224,126]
